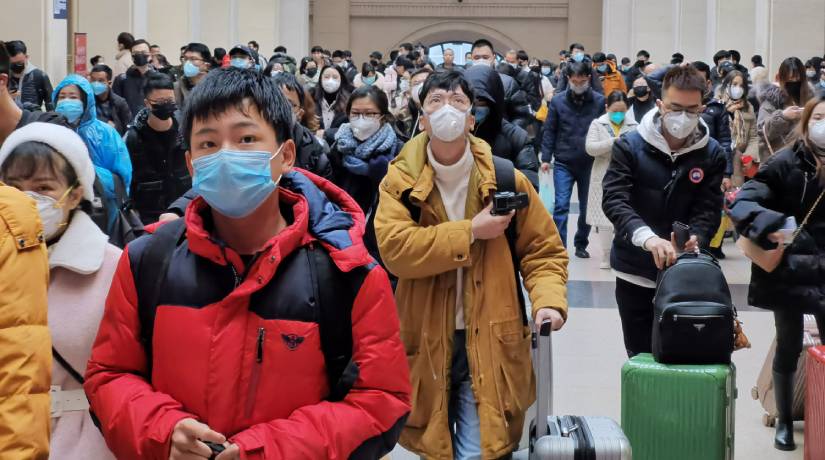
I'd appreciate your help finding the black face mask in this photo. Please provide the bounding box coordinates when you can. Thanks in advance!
[633,86,649,98]
[10,62,25,74]
[151,102,177,120]
[785,81,802,102]
[306,68,318,78]
[133,53,150,67]
[530,65,541,74]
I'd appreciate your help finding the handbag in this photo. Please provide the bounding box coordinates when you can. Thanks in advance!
[736,188,825,273]
[535,100,548,122]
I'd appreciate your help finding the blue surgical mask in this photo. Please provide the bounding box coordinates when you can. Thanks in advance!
[609,111,626,125]
[55,99,84,124]
[363,75,377,86]
[473,106,490,125]
[541,67,552,76]
[90,81,108,96]
[573,52,585,63]
[597,64,608,73]
[230,58,250,69]
[183,61,201,78]
[192,145,284,219]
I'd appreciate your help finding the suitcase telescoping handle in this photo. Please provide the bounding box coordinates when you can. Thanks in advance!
[535,320,553,439]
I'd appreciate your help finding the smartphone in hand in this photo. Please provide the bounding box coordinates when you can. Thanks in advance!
[673,221,690,250]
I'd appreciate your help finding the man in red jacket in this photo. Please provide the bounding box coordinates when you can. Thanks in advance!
[84,67,411,460]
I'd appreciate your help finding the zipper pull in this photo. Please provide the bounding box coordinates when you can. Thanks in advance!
[673,314,679,321]
[256,328,265,363]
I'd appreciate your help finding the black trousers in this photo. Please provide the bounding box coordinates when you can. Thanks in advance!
[615,278,656,357]
[773,309,825,374]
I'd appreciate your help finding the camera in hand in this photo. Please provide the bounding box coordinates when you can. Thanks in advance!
[203,441,225,459]
[492,191,529,215]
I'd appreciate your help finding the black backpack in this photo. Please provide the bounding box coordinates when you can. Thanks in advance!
[89,174,145,249]
[652,252,735,364]
[134,219,370,402]
[401,155,529,326]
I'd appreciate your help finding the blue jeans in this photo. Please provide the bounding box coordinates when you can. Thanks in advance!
[448,331,482,460]
[553,162,592,250]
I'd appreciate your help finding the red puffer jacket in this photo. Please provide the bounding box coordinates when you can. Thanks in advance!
[84,170,411,459]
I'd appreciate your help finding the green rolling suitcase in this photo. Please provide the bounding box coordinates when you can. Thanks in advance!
[621,354,736,460]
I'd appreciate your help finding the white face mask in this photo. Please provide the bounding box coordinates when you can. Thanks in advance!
[728,85,744,100]
[426,104,469,142]
[662,110,700,139]
[322,78,341,94]
[570,81,590,95]
[807,70,817,78]
[808,119,825,149]
[350,116,381,141]
[473,58,492,68]
[25,190,69,241]
[411,83,424,105]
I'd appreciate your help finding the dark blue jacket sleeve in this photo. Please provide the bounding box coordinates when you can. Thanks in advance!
[540,98,560,163]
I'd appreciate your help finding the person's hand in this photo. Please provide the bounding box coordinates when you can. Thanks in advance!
[169,418,226,460]
[215,444,240,460]
[535,307,565,331]
[682,235,699,253]
[644,236,677,270]
[721,177,733,191]
[783,106,803,120]
[540,162,552,173]
[471,202,514,240]
[315,129,325,138]
[158,213,181,223]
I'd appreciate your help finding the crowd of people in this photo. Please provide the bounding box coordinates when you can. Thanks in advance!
[1,28,825,459]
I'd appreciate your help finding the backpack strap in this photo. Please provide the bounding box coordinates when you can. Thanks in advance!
[310,245,373,401]
[52,347,84,384]
[491,155,529,326]
[135,219,187,378]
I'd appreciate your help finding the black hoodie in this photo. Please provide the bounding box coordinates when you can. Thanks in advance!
[465,65,539,189]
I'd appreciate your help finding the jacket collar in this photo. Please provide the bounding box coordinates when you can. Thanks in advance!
[596,112,639,131]
[565,87,594,104]
[49,211,108,274]
[637,108,709,159]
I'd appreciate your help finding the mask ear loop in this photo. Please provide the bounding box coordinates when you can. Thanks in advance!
[270,143,286,185]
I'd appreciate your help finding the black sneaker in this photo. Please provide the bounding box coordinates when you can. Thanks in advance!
[575,248,590,259]
[708,246,726,260]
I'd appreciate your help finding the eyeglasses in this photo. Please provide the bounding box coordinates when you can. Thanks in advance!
[349,112,382,120]
[663,103,703,116]
[181,57,204,64]
[423,91,472,111]
[147,98,175,105]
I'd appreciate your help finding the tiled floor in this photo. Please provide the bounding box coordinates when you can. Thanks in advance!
[389,194,807,459]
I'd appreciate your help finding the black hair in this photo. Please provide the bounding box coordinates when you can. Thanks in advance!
[182,67,292,146]
[143,72,174,96]
[419,70,474,107]
[248,40,260,50]
[155,54,171,69]
[343,50,352,59]
[90,55,103,66]
[497,62,516,77]
[411,67,433,80]
[150,44,160,50]
[751,54,763,66]
[663,65,707,94]
[566,61,592,77]
[592,52,607,63]
[361,62,375,77]
[272,72,305,105]
[671,52,685,65]
[516,50,529,62]
[399,42,414,52]
[332,50,344,59]
[540,59,552,67]
[729,49,741,63]
[131,39,150,51]
[636,50,650,59]
[184,42,213,67]
[471,39,495,54]
[311,45,323,54]
[313,65,353,114]
[691,60,711,81]
[606,90,629,107]
[213,47,227,65]
[713,49,731,65]
[117,32,135,50]
[721,69,750,99]
[0,41,10,77]
[347,85,392,123]
[5,40,26,57]
[569,43,585,53]
[370,51,383,60]
[394,56,413,71]
[274,45,287,54]
[389,50,399,62]
[299,57,316,74]
[90,64,113,81]
[621,57,631,65]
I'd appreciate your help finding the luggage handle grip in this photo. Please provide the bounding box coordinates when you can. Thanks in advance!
[535,320,553,439]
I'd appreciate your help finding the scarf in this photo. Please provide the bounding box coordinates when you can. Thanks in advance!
[724,96,748,152]
[335,122,398,176]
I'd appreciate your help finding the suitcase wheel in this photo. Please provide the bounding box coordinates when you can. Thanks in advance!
[762,413,776,427]
[751,386,759,400]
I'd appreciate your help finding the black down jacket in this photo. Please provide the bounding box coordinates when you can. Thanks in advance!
[729,141,825,313]
[465,64,540,189]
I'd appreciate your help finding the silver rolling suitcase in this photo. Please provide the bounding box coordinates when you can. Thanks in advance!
[530,321,632,460]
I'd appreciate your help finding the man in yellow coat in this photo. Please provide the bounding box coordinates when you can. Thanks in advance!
[0,183,51,459]
[375,70,568,460]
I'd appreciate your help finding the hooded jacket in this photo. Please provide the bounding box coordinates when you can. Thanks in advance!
[124,108,191,224]
[375,133,568,459]
[0,184,51,459]
[12,63,54,111]
[729,141,825,313]
[541,88,606,168]
[757,84,795,162]
[52,75,133,225]
[596,61,627,97]
[603,109,726,282]
[466,65,540,189]
[95,89,132,135]
[84,170,411,460]
[701,97,733,176]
